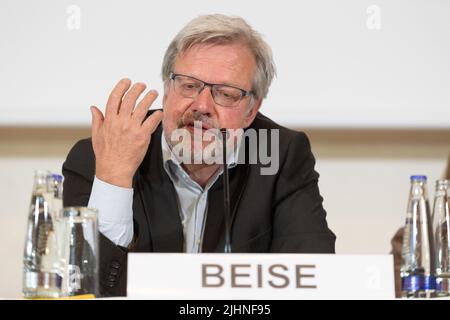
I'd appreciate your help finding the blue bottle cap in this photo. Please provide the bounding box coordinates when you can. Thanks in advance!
[402,275,436,292]
[410,175,427,181]
[50,173,63,182]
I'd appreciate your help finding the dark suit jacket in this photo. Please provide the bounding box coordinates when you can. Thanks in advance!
[62,112,336,297]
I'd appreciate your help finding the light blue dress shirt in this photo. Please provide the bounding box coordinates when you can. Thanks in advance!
[88,131,238,252]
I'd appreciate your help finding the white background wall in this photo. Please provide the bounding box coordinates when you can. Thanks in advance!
[1,0,450,128]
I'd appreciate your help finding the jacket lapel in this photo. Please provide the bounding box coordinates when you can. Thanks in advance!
[138,125,184,252]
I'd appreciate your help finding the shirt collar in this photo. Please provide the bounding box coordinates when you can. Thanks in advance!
[161,129,240,170]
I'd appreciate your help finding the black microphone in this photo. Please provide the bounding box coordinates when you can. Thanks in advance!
[220,128,232,253]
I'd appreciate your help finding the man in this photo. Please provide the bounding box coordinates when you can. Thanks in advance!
[63,14,336,297]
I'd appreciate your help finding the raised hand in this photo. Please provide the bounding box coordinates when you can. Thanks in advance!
[90,78,163,188]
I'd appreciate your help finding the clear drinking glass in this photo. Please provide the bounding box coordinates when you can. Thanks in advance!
[56,207,99,297]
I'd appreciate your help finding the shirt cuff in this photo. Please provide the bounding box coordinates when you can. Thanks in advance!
[88,176,134,247]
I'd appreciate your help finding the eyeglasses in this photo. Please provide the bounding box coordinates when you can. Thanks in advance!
[169,72,253,108]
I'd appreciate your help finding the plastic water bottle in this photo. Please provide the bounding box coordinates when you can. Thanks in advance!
[433,179,450,296]
[47,173,63,214]
[400,175,436,298]
[22,171,64,298]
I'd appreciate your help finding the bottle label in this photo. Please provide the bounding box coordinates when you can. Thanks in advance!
[402,275,436,292]
[24,271,38,289]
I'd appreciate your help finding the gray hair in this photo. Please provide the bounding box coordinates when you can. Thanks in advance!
[161,14,276,100]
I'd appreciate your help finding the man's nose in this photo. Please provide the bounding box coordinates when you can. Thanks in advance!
[190,85,216,115]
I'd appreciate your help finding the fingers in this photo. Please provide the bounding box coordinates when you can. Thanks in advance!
[132,90,159,124]
[90,105,104,138]
[103,78,159,128]
[142,110,163,134]
[119,82,147,119]
[105,78,131,119]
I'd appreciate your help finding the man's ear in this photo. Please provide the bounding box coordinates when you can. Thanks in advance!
[243,98,262,128]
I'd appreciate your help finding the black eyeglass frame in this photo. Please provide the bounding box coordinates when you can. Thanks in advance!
[169,72,253,107]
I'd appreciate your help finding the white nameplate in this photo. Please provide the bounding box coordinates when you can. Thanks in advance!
[127,254,395,299]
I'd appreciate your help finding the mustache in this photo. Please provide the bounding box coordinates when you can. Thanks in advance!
[176,111,219,130]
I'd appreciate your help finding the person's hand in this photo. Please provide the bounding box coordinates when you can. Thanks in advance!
[90,78,163,188]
